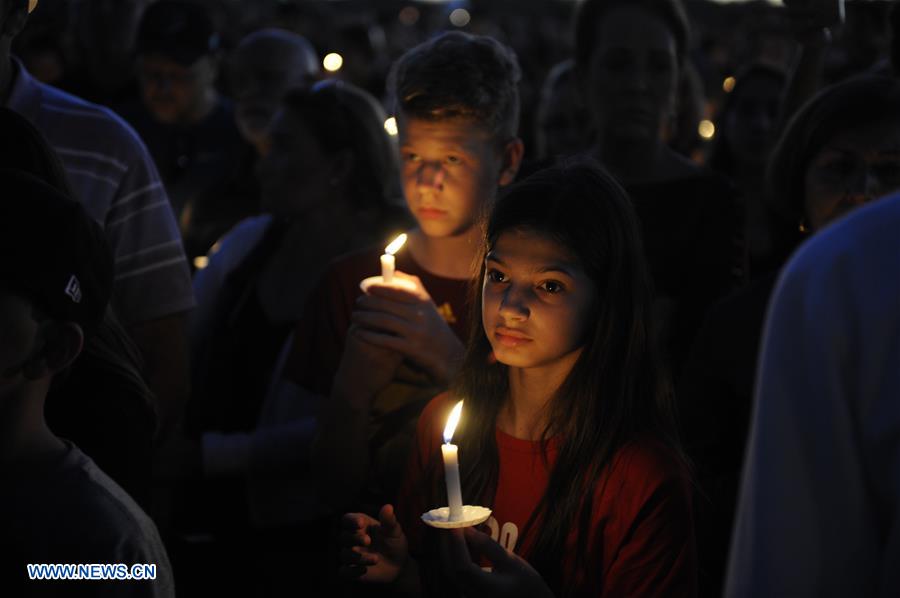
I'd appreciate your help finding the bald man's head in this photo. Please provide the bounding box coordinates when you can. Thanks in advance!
[229,28,320,151]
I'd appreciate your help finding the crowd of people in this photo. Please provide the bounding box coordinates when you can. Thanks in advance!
[1,0,898,596]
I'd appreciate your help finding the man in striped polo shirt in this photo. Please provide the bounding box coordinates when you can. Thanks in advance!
[1,0,194,442]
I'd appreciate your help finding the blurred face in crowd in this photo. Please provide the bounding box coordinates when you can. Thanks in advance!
[536,68,587,159]
[399,116,508,239]
[803,118,900,230]
[725,74,783,169]
[256,108,337,218]
[228,36,319,154]
[584,5,679,146]
[137,53,216,125]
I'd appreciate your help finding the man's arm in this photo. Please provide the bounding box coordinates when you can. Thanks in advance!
[102,117,196,444]
[130,313,191,443]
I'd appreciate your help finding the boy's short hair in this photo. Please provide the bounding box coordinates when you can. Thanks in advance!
[0,169,113,337]
[387,31,521,143]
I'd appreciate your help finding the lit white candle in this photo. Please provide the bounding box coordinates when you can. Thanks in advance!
[442,400,464,521]
[381,233,407,284]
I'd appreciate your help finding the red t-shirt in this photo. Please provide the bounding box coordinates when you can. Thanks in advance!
[398,394,697,597]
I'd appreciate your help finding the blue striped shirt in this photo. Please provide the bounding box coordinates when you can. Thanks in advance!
[6,59,194,324]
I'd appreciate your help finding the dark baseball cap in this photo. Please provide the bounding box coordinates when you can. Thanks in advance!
[136,0,220,66]
[0,169,113,337]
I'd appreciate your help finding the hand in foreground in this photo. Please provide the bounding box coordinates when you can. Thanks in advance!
[442,526,555,598]
[353,272,464,386]
[339,504,409,584]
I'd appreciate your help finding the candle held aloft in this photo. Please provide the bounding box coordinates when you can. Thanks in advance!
[381,233,407,283]
[442,400,464,521]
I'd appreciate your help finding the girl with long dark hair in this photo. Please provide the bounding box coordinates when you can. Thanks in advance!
[339,160,696,597]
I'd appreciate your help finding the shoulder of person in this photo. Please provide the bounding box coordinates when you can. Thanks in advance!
[605,435,690,492]
[691,271,779,348]
[194,97,245,146]
[643,150,738,202]
[770,193,900,340]
[205,214,275,271]
[37,81,155,162]
[50,445,167,559]
[782,192,900,290]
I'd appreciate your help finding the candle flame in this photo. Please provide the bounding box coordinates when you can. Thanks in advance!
[443,400,464,444]
[385,233,408,256]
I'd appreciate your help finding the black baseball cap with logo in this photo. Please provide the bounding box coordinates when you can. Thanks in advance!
[0,169,113,337]
[135,0,220,66]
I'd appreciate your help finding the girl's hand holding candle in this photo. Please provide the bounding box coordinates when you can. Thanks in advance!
[442,527,555,598]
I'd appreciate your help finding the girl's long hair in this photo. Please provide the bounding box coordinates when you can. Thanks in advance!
[449,159,679,594]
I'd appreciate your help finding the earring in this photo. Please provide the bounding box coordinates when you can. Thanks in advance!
[798,220,808,233]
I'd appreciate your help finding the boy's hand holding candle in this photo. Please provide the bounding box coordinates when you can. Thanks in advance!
[351,277,465,386]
